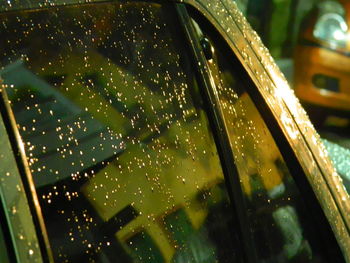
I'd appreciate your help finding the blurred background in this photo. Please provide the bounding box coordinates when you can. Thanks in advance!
[236,0,324,81]
[235,0,350,181]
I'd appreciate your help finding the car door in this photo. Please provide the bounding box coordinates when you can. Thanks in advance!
[0,0,349,262]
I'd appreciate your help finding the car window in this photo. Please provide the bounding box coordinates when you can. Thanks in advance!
[0,2,244,262]
[189,12,342,263]
[0,108,43,262]
[0,225,10,263]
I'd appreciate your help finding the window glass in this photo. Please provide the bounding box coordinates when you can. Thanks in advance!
[0,225,10,263]
[190,15,333,263]
[0,111,43,262]
[0,2,242,262]
[0,0,105,12]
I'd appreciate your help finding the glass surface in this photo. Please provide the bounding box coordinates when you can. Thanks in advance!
[0,0,106,12]
[0,2,241,262]
[190,15,331,263]
[0,224,10,263]
[0,112,43,262]
[313,13,347,47]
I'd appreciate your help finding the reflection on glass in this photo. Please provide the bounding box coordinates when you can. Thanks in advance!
[191,16,328,263]
[0,114,43,262]
[0,205,10,263]
[0,2,241,262]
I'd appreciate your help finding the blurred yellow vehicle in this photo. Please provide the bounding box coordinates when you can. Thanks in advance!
[294,0,350,122]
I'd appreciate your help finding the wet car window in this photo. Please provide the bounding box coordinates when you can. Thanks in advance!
[190,15,332,263]
[0,225,10,263]
[0,110,43,262]
[0,2,243,262]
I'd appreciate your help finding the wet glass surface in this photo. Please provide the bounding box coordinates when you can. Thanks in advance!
[191,15,330,262]
[0,213,10,263]
[0,0,105,12]
[0,113,43,262]
[0,2,241,262]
